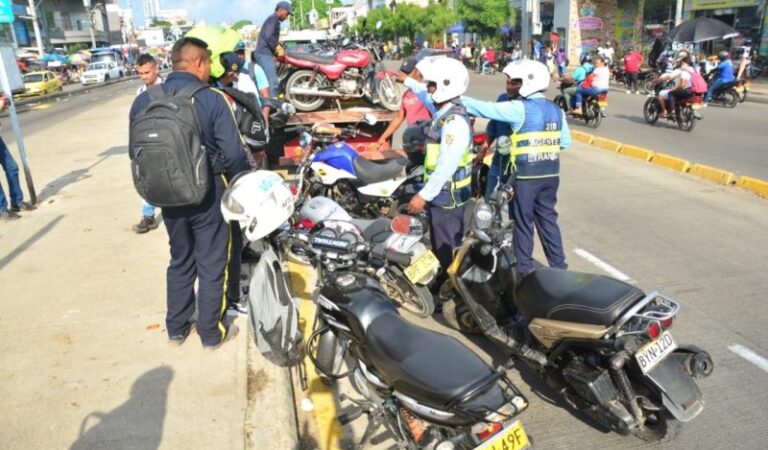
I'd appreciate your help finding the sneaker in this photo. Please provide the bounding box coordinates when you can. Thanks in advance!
[168,327,192,347]
[133,216,158,234]
[626,90,631,94]
[203,324,239,351]
[0,210,21,220]
[9,201,35,212]
[226,301,248,317]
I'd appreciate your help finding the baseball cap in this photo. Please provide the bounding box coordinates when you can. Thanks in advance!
[400,57,417,74]
[220,52,242,75]
[276,1,292,14]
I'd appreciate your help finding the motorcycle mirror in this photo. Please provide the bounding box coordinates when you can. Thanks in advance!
[376,21,383,30]
[391,214,424,237]
[494,136,512,155]
[281,103,296,115]
[363,113,377,126]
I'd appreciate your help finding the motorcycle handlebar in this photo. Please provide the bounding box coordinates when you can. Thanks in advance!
[371,245,412,266]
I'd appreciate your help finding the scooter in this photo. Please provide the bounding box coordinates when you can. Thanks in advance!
[292,114,424,219]
[287,221,533,449]
[439,187,713,443]
[296,196,439,317]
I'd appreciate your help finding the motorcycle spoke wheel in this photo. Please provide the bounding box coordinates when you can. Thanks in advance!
[380,267,435,318]
[643,98,659,124]
[588,103,602,129]
[286,70,326,112]
[723,89,739,108]
[677,107,696,132]
[377,75,402,111]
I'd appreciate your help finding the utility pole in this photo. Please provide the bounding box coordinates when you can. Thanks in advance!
[675,0,684,26]
[28,0,44,55]
[521,0,530,59]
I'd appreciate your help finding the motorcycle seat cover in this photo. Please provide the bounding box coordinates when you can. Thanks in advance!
[350,218,392,244]
[365,312,497,407]
[353,157,408,184]
[286,50,337,65]
[515,268,644,326]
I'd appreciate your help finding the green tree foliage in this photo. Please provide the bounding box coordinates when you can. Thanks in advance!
[356,2,456,44]
[232,19,252,31]
[290,0,343,29]
[417,1,457,41]
[150,18,173,28]
[456,0,509,38]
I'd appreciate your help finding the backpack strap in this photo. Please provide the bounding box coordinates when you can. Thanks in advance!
[175,80,209,100]
[147,84,166,102]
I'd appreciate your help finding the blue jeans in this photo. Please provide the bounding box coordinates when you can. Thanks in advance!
[485,152,511,200]
[142,200,155,218]
[574,87,607,108]
[254,52,279,98]
[705,78,729,102]
[0,137,23,212]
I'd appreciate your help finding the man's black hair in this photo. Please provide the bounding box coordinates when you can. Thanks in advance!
[171,37,209,67]
[135,53,156,67]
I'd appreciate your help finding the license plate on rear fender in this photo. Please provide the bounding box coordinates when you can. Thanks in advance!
[692,104,702,110]
[404,250,439,284]
[475,421,530,450]
[635,331,677,374]
[736,86,744,93]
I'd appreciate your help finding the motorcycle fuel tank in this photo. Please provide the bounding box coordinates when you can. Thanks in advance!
[318,272,398,339]
[336,50,371,68]
[299,196,353,224]
[312,142,359,175]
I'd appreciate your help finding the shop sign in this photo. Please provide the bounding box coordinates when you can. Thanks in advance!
[573,17,604,31]
[692,0,760,10]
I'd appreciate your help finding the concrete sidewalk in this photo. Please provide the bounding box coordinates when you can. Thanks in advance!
[0,87,292,449]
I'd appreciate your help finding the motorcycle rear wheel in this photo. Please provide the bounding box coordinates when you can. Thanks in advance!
[376,74,402,111]
[723,88,739,108]
[643,98,660,124]
[587,102,602,129]
[285,70,327,112]
[380,266,435,318]
[633,409,681,443]
[677,107,696,132]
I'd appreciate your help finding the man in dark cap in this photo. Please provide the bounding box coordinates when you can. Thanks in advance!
[255,1,292,98]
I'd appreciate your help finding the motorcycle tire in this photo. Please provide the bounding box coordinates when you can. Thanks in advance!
[376,74,402,111]
[723,88,739,108]
[587,102,602,129]
[633,409,681,443]
[643,97,660,124]
[441,298,482,334]
[285,70,326,112]
[739,90,747,103]
[380,266,435,318]
[554,95,567,112]
[677,107,696,132]
[641,79,655,96]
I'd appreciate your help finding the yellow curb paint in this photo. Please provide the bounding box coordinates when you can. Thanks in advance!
[618,145,655,162]
[689,164,735,185]
[592,137,622,152]
[736,176,768,198]
[287,260,343,450]
[650,153,691,172]
[570,130,595,145]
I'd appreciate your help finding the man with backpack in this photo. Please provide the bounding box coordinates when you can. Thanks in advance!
[656,53,699,119]
[129,36,248,350]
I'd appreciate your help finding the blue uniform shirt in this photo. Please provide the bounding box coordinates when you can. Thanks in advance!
[486,93,513,142]
[717,60,735,82]
[130,71,248,177]
[419,102,471,202]
[256,14,280,56]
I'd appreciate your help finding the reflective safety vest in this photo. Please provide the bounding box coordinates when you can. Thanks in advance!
[423,104,473,209]
[509,98,563,179]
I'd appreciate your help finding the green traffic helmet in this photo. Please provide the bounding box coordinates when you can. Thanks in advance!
[185,25,242,79]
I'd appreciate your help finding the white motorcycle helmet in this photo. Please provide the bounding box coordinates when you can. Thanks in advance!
[221,170,294,242]
[492,135,512,156]
[416,57,469,104]
[502,60,550,98]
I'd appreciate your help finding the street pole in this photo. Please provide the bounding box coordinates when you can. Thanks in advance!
[675,0,684,26]
[521,0,530,59]
[27,0,44,56]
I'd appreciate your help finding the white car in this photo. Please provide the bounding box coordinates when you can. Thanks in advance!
[81,62,122,85]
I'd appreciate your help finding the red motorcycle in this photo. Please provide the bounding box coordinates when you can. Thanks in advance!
[278,35,401,112]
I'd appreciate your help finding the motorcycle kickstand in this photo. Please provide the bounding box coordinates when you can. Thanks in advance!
[354,409,384,450]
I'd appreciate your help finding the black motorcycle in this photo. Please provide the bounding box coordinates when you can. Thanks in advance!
[554,80,605,129]
[286,221,533,449]
[702,71,739,108]
[439,189,713,443]
[643,81,703,132]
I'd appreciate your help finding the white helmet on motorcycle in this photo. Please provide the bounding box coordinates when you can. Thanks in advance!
[416,57,469,104]
[502,60,550,98]
[221,170,294,242]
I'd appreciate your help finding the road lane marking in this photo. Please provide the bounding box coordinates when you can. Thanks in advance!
[573,247,634,283]
[728,344,768,374]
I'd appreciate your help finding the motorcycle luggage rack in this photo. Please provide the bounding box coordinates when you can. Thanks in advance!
[445,373,528,423]
[609,291,681,336]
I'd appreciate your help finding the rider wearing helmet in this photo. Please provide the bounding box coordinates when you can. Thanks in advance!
[563,55,593,114]
[657,53,693,118]
[460,60,572,277]
[404,57,473,278]
[705,50,734,103]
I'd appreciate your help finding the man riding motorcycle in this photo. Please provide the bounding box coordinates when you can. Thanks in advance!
[657,52,693,119]
[563,56,594,114]
[705,50,735,104]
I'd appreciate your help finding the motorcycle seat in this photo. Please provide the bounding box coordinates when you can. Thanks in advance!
[350,218,392,244]
[515,268,644,326]
[353,156,408,184]
[286,50,337,65]
[365,312,500,408]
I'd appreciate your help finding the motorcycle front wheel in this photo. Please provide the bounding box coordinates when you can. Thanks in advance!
[375,73,403,111]
[643,97,660,124]
[285,70,326,112]
[380,266,435,318]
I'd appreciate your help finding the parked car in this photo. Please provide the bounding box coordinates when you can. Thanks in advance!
[81,62,122,85]
[16,71,63,97]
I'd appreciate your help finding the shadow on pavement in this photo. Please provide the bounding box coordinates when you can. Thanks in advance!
[0,214,64,271]
[612,114,654,126]
[69,366,174,450]
[38,146,127,202]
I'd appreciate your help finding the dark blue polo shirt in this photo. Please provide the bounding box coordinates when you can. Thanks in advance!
[255,14,280,56]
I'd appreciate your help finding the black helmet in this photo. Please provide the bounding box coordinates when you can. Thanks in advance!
[402,122,428,153]
[718,50,729,60]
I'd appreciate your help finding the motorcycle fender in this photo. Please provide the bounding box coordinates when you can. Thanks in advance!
[375,69,397,80]
[644,356,704,423]
[357,177,407,197]
[309,162,356,185]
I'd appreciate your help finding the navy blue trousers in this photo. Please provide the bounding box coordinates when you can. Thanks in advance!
[162,177,233,346]
[511,177,567,274]
[429,204,466,275]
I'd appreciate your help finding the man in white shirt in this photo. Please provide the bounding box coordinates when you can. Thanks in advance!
[573,55,609,114]
[657,53,693,119]
[133,54,164,234]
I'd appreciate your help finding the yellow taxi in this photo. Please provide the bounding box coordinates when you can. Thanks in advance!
[18,71,63,97]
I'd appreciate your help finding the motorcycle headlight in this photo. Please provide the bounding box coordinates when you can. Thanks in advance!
[474,202,493,230]
[299,131,312,148]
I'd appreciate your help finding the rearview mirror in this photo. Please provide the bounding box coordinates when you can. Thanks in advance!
[391,214,424,237]
[281,103,296,115]
[363,113,377,126]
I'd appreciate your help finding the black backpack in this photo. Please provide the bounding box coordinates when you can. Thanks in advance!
[129,82,213,207]
[223,86,268,151]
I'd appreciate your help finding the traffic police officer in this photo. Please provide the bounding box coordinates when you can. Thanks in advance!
[461,60,572,277]
[130,36,248,349]
[406,57,473,278]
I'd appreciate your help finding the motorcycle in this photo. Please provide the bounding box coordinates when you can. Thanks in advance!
[439,189,714,443]
[554,80,606,129]
[643,82,703,132]
[278,22,402,112]
[295,196,439,317]
[735,78,750,103]
[292,114,424,219]
[702,71,739,108]
[287,220,533,450]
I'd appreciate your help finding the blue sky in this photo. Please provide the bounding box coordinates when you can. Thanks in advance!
[118,0,284,28]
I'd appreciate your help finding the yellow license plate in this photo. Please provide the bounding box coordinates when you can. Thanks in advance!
[475,421,530,450]
[404,250,440,284]
[692,104,702,110]
[598,100,608,108]
[735,86,744,93]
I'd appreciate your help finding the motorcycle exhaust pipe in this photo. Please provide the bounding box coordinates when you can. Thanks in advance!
[682,351,714,379]
[289,87,364,98]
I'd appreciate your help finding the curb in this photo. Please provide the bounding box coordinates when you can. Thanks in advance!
[736,176,768,197]
[650,153,691,172]
[571,130,595,145]
[618,144,655,162]
[592,137,622,152]
[690,164,735,185]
